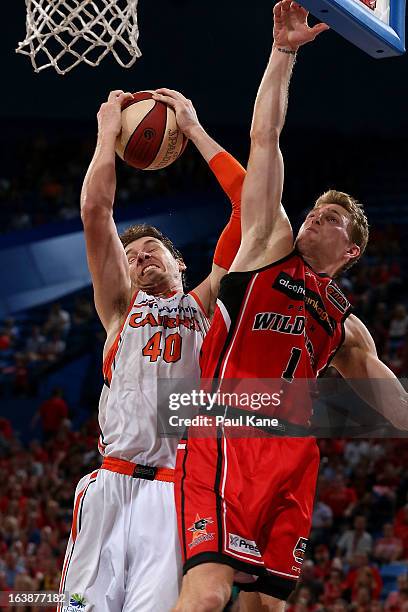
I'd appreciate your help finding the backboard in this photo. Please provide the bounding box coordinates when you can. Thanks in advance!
[300,0,406,58]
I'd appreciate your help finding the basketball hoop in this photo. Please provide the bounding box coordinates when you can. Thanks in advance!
[16,0,142,75]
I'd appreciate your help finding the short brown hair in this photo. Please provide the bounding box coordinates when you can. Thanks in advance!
[314,190,369,273]
[119,224,183,261]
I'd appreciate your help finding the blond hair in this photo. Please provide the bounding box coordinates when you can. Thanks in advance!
[314,190,369,273]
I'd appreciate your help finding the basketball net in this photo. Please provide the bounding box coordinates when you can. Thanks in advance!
[16,0,141,75]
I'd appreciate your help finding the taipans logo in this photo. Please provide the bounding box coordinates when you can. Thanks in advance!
[65,593,86,611]
[143,128,156,140]
[228,533,262,557]
[188,514,215,550]
[326,281,350,314]
[293,537,308,564]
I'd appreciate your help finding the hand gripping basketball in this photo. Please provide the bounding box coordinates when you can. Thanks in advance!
[97,90,133,139]
[273,0,329,51]
[152,89,201,140]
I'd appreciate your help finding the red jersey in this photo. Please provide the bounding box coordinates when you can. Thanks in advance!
[200,251,352,425]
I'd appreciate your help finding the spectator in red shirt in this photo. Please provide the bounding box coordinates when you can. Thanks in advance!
[32,388,69,441]
[345,553,383,601]
[374,523,403,564]
[313,544,332,580]
[323,568,346,607]
[0,418,13,440]
[394,505,408,558]
[321,474,357,521]
[385,576,408,612]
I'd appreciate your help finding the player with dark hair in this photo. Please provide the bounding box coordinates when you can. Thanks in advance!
[173,2,408,611]
[58,89,245,611]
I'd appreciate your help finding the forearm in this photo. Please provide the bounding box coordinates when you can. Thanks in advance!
[251,46,296,143]
[209,151,245,269]
[188,124,224,163]
[81,133,117,216]
[336,353,408,431]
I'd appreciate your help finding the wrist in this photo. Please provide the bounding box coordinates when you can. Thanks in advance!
[184,123,205,142]
[97,130,118,147]
[273,44,298,56]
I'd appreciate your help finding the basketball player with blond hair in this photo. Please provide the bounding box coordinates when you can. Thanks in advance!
[173,2,408,611]
[58,89,246,611]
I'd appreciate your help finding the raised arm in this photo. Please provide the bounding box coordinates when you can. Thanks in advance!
[81,90,134,335]
[153,88,246,317]
[332,314,408,431]
[231,1,329,272]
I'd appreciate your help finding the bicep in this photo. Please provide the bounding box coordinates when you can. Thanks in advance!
[241,139,284,239]
[234,141,293,270]
[82,208,131,330]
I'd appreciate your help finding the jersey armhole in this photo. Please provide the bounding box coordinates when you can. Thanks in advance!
[189,290,209,320]
[318,306,353,377]
[102,290,139,383]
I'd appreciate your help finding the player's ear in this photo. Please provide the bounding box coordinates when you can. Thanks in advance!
[346,243,360,260]
[177,258,187,272]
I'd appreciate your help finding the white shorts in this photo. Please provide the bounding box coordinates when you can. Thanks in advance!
[58,467,181,612]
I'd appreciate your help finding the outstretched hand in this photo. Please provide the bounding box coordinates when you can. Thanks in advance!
[273,0,329,51]
[152,88,201,138]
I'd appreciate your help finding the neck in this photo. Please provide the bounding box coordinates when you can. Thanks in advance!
[300,252,340,278]
[132,278,183,298]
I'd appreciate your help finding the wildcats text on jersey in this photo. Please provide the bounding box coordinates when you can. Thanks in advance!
[253,312,305,335]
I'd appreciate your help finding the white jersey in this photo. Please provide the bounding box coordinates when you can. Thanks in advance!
[98,290,209,468]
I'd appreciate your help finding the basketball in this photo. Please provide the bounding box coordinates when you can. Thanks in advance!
[115,91,188,171]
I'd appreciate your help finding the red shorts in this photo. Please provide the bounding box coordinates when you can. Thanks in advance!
[175,431,319,600]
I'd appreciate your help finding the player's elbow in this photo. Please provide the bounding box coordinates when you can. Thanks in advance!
[81,198,113,227]
[250,126,280,148]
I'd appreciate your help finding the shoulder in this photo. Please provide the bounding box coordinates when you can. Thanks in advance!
[332,314,377,373]
[342,315,376,353]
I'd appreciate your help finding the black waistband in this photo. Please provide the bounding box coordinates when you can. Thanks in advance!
[199,404,311,437]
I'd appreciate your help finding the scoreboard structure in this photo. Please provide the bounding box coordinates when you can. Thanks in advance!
[300,0,406,58]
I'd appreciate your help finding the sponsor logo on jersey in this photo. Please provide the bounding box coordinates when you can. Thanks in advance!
[66,593,86,610]
[188,514,215,550]
[273,272,336,336]
[273,272,305,300]
[326,281,350,314]
[129,311,202,332]
[253,312,305,335]
[304,289,336,336]
[293,537,308,564]
[228,533,262,557]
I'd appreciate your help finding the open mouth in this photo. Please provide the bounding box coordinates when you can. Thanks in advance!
[141,264,161,276]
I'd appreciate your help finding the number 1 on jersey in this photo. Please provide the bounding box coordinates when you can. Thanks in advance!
[282,347,302,382]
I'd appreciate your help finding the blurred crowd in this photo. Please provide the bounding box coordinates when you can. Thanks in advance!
[0,412,99,612]
[0,297,99,398]
[0,422,407,611]
[286,438,408,612]
[0,132,209,234]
